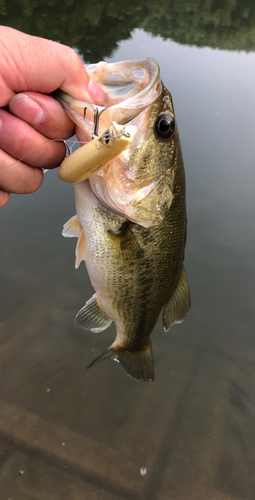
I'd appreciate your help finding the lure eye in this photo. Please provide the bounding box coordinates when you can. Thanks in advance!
[155,114,175,140]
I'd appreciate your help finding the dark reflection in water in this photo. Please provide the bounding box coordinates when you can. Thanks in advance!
[1,0,255,61]
[1,1,255,499]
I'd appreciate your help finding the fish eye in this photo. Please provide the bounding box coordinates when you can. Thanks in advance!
[155,114,175,140]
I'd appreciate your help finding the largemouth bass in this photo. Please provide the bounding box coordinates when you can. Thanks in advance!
[58,59,190,381]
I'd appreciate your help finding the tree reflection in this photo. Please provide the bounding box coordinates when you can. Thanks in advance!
[0,0,255,60]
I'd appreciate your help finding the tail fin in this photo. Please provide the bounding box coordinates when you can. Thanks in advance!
[87,341,154,382]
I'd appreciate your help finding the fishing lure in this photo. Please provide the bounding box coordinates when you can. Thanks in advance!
[58,121,137,183]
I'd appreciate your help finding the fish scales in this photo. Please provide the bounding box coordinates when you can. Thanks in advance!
[59,59,190,381]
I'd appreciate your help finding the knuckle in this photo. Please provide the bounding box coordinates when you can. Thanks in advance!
[42,140,66,169]
[65,47,83,74]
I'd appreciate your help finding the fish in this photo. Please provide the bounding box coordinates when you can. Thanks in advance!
[58,58,191,381]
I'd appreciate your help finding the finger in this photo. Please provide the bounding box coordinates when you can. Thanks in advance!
[0,149,43,194]
[0,27,107,106]
[0,189,10,208]
[0,109,66,169]
[9,92,75,139]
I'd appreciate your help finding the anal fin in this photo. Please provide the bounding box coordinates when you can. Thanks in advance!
[162,265,191,331]
[75,294,112,332]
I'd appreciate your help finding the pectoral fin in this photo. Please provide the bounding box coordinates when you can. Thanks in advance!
[75,294,112,332]
[62,215,79,237]
[162,265,191,331]
[62,215,86,268]
[107,221,142,266]
[87,340,154,382]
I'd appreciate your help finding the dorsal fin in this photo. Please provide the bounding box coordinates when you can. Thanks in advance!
[75,294,112,332]
[162,265,191,331]
[62,215,79,238]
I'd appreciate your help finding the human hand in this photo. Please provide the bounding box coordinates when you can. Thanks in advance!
[0,26,106,207]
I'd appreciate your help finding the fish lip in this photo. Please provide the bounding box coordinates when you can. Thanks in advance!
[88,58,162,126]
[54,58,162,137]
[85,58,160,104]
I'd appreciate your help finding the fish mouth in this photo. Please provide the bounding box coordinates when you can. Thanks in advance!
[55,58,162,143]
[56,59,169,228]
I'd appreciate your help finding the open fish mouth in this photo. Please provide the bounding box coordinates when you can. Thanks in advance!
[55,58,162,144]
[56,58,176,228]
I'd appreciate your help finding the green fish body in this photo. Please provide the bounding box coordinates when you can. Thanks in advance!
[61,60,190,381]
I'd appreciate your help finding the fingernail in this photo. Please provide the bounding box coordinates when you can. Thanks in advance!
[9,94,44,126]
[88,79,107,106]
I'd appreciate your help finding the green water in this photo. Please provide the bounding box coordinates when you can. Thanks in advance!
[1,1,255,499]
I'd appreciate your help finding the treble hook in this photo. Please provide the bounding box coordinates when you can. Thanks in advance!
[91,107,107,139]
[92,108,99,139]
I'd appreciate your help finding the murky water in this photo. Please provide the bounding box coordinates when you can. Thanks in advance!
[1,2,255,499]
